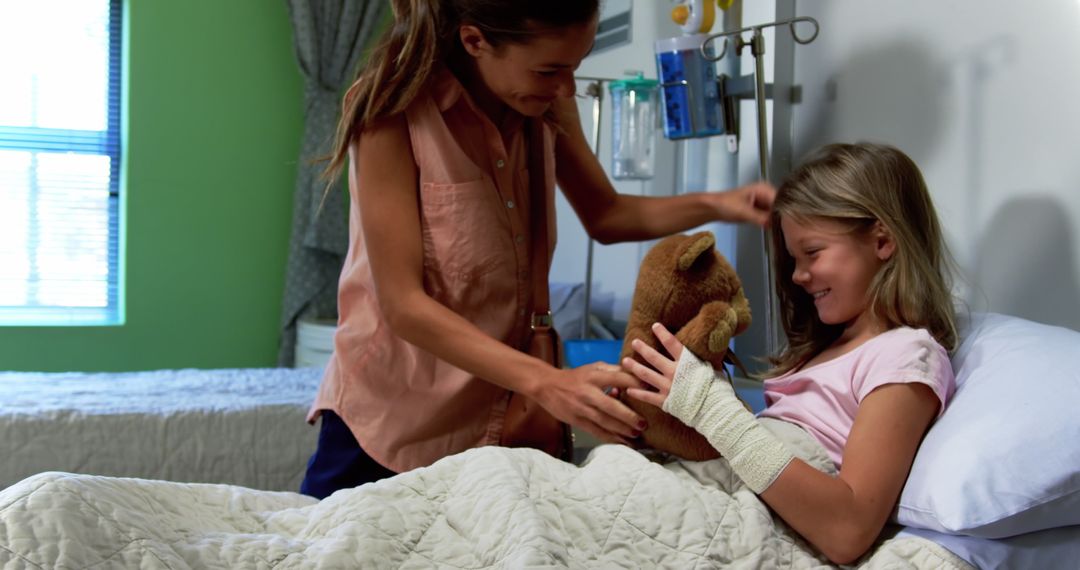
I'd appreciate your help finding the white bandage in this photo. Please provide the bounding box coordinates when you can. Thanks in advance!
[662,349,794,494]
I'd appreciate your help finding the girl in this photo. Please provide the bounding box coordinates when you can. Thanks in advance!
[300,0,776,499]
[624,143,958,564]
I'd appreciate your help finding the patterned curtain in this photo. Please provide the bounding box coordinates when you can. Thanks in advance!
[278,0,388,365]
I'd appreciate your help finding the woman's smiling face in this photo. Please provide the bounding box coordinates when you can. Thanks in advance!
[462,17,598,117]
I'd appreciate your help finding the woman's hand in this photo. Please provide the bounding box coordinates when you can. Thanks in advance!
[623,323,685,409]
[712,181,776,227]
[533,362,649,445]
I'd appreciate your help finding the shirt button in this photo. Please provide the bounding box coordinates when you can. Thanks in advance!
[515,234,525,244]
[496,159,506,169]
[506,200,515,209]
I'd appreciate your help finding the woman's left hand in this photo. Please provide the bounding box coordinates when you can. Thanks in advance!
[623,323,685,408]
[713,181,776,227]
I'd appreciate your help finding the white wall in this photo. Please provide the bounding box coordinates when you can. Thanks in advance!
[791,0,1080,331]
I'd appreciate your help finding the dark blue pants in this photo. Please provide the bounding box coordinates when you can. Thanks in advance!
[300,410,397,499]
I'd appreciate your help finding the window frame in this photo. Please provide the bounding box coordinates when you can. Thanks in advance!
[0,0,123,326]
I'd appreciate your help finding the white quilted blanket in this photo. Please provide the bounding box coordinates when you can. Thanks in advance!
[0,421,969,569]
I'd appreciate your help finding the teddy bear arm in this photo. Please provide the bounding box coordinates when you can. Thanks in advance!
[675,300,741,369]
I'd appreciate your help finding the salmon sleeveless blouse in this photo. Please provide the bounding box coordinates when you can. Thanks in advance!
[306,69,558,473]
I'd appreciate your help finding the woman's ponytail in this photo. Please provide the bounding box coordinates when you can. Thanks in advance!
[323,0,449,182]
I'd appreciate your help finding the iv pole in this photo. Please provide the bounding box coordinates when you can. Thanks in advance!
[701,16,820,356]
[573,76,614,340]
[572,73,653,340]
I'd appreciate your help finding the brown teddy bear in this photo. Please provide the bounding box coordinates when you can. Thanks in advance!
[620,231,752,461]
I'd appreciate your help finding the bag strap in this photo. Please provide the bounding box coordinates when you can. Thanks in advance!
[527,118,552,334]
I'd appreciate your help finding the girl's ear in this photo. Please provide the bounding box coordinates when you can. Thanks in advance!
[459,25,490,58]
[873,221,896,261]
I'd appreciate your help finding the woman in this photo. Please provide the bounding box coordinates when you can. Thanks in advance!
[301,0,775,499]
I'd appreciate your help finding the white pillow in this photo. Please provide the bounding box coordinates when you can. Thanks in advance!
[897,312,1080,538]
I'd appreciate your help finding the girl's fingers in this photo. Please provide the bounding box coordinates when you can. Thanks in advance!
[626,387,666,408]
[651,322,684,361]
[621,356,671,393]
[630,339,674,377]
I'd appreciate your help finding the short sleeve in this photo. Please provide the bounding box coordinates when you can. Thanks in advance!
[851,328,955,416]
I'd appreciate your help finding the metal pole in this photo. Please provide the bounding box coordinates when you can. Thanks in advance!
[751,30,770,183]
[581,80,604,340]
[750,27,779,357]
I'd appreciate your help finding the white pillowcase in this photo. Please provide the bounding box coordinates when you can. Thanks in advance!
[897,312,1080,538]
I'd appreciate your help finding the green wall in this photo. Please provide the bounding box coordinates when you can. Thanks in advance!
[0,1,305,371]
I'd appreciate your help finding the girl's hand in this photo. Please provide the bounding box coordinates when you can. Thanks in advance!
[534,362,649,446]
[623,323,685,408]
[714,181,776,227]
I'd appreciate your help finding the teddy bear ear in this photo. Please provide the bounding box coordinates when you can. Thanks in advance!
[676,231,716,272]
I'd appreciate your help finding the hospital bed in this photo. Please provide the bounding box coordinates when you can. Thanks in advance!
[0,313,1075,568]
[0,366,322,492]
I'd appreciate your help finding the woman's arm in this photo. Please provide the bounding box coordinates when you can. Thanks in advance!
[624,324,939,564]
[354,115,646,443]
[550,97,775,244]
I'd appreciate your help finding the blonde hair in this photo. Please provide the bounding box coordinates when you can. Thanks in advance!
[322,0,599,183]
[766,142,958,376]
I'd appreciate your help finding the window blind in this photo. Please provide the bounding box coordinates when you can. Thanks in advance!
[0,0,122,325]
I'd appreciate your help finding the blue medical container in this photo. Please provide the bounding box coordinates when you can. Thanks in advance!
[654,34,724,139]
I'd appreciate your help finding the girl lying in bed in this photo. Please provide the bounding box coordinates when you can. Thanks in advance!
[624,142,958,564]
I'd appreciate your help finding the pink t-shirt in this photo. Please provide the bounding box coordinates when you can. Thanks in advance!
[758,327,954,467]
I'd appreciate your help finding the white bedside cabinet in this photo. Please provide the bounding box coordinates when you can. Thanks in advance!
[295,318,337,368]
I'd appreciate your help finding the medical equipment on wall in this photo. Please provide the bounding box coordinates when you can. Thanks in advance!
[609,73,659,180]
[654,0,820,354]
[568,2,820,357]
[655,34,725,139]
[570,71,660,343]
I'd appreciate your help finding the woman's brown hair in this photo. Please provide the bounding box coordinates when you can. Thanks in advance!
[323,0,599,182]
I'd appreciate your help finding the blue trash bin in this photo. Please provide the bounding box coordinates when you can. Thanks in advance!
[563,339,623,368]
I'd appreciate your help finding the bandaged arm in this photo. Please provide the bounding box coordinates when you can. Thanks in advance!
[662,349,794,493]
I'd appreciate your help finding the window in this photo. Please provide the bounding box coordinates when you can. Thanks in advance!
[0,0,122,325]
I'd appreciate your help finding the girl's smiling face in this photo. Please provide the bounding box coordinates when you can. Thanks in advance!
[781,215,894,334]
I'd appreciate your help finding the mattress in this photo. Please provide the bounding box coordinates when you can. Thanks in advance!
[0,367,323,492]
